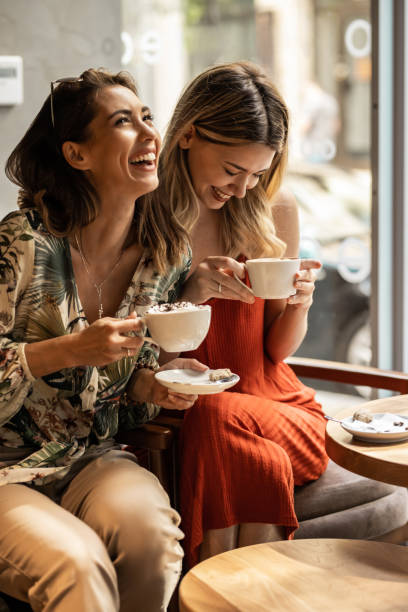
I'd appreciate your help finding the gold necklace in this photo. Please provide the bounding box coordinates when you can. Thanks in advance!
[75,233,124,319]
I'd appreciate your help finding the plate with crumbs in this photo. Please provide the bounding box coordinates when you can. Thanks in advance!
[155,369,239,395]
[341,413,408,443]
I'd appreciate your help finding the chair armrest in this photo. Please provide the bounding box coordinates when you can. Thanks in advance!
[115,424,174,450]
[286,356,408,394]
[152,413,185,430]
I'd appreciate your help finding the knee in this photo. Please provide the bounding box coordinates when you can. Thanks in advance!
[130,505,184,568]
[48,531,118,606]
[95,472,184,569]
[57,530,116,581]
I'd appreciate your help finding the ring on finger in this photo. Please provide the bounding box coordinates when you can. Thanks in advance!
[218,282,222,293]
[126,348,131,357]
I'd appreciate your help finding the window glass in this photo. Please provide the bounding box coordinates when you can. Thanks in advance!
[123,0,371,394]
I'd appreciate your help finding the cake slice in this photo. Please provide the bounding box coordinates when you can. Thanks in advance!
[209,368,233,382]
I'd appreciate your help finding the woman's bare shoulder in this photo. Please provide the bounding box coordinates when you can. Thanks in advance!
[270,187,299,257]
[271,187,298,216]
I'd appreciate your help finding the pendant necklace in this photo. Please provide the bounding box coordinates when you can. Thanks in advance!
[75,233,124,319]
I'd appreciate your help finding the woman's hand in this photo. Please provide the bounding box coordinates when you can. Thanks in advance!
[152,357,208,410]
[182,256,255,304]
[287,259,321,309]
[157,357,208,373]
[73,312,146,367]
[129,357,208,411]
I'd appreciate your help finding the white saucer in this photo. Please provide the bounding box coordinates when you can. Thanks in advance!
[155,369,240,395]
[341,413,408,443]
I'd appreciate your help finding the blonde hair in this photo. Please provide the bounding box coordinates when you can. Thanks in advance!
[144,61,288,259]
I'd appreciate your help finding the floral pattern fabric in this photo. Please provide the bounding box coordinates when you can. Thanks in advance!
[0,209,189,486]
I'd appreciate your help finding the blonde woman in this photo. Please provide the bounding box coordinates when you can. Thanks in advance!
[0,69,207,611]
[145,61,328,567]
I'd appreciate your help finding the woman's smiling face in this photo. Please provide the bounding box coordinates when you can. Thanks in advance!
[80,85,161,199]
[179,128,275,210]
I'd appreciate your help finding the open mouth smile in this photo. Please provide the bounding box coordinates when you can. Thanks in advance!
[212,186,232,202]
[129,152,156,169]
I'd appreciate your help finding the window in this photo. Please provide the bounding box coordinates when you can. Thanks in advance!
[123,0,375,393]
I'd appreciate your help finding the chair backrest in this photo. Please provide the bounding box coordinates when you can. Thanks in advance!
[286,356,408,394]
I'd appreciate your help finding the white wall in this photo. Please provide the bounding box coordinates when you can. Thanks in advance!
[0,0,122,217]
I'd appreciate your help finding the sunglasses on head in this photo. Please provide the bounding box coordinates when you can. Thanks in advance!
[50,77,83,129]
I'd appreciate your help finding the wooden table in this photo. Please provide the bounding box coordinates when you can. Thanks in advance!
[179,539,408,611]
[325,393,408,486]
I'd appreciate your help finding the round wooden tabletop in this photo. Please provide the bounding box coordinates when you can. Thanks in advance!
[325,393,408,486]
[179,539,408,611]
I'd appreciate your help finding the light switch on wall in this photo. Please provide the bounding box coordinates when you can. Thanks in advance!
[0,56,23,105]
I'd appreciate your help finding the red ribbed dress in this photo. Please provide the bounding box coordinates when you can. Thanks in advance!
[180,294,328,567]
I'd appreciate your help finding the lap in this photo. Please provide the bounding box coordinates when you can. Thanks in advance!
[61,450,182,543]
[183,391,325,442]
[181,392,328,483]
[0,483,110,583]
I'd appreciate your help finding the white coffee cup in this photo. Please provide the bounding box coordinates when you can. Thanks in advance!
[142,305,211,352]
[245,258,300,299]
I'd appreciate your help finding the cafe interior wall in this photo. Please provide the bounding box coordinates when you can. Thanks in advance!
[0,0,122,218]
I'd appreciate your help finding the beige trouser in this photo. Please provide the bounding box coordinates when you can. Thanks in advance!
[0,450,184,611]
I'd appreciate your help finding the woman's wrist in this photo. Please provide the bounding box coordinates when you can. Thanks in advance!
[127,368,156,404]
[24,334,82,378]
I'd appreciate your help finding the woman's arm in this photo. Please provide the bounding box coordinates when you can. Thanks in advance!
[122,254,209,418]
[264,188,321,363]
[126,357,207,411]
[25,316,146,377]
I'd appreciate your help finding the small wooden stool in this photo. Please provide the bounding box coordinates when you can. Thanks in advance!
[179,539,408,611]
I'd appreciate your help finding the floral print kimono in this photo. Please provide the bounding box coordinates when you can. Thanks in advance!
[0,209,189,487]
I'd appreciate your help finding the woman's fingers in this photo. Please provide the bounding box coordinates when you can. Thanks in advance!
[213,270,254,303]
[295,260,321,285]
[78,316,150,365]
[294,280,314,295]
[159,357,208,372]
[205,257,253,300]
[206,256,246,278]
[299,259,322,271]
[168,391,197,401]
[182,256,252,304]
[152,377,198,410]
[165,391,198,410]
[116,316,146,334]
[120,336,148,351]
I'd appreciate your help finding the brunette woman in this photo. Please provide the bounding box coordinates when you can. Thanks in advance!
[0,68,205,611]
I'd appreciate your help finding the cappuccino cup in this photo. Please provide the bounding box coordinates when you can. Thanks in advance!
[245,258,300,299]
[142,303,211,352]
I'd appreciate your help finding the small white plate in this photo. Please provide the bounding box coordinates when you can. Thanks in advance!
[341,413,408,443]
[155,369,240,395]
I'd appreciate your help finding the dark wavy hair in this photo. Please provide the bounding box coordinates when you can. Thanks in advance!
[5,68,189,271]
[5,69,138,236]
